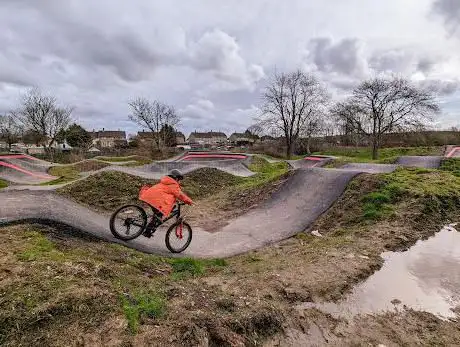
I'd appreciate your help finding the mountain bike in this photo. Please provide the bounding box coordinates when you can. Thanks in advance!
[109,201,192,254]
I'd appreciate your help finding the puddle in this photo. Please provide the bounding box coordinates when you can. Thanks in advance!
[298,224,460,320]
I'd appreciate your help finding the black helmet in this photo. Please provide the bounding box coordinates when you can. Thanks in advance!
[168,169,184,181]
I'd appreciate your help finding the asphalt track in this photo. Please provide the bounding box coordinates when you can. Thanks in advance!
[395,156,443,168]
[0,153,255,185]
[0,155,57,184]
[0,152,453,258]
[288,155,335,169]
[0,168,363,258]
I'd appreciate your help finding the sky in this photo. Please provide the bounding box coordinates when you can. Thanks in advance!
[0,0,460,137]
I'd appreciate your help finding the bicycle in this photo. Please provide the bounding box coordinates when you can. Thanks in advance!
[109,201,193,254]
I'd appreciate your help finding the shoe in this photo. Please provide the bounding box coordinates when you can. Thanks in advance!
[143,229,153,238]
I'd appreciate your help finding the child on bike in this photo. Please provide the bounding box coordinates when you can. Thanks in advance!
[139,169,193,237]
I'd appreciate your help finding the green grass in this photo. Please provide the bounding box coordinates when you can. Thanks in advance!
[0,179,8,189]
[360,167,460,221]
[43,165,81,185]
[167,257,228,279]
[440,158,460,177]
[121,292,166,334]
[242,156,289,188]
[318,146,442,163]
[16,231,65,262]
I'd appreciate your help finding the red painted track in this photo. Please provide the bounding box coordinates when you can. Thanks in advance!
[0,154,40,160]
[446,147,460,158]
[179,153,247,161]
[304,156,323,161]
[0,161,52,179]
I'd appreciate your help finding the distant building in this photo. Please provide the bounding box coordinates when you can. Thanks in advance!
[187,131,227,146]
[175,132,186,145]
[88,146,101,153]
[90,129,127,148]
[260,135,276,142]
[229,132,256,146]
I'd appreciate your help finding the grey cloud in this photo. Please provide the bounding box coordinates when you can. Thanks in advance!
[432,0,460,35]
[419,79,460,96]
[305,37,369,78]
[370,49,416,74]
[417,57,437,74]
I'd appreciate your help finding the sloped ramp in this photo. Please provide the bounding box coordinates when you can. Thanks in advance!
[395,156,442,168]
[445,146,460,158]
[288,156,334,169]
[0,161,56,184]
[339,163,398,173]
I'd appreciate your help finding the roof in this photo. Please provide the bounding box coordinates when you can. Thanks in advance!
[189,131,227,138]
[90,130,126,139]
[137,131,185,139]
[230,132,255,139]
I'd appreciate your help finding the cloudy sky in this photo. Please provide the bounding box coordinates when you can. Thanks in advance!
[1,0,459,137]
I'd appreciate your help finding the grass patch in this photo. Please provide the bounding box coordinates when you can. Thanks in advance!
[243,156,289,188]
[0,179,8,189]
[167,257,228,279]
[440,158,460,177]
[360,167,460,221]
[318,146,442,165]
[16,231,65,262]
[121,292,166,334]
[44,165,81,185]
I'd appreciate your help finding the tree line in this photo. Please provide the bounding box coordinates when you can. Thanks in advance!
[1,72,442,160]
[257,71,441,159]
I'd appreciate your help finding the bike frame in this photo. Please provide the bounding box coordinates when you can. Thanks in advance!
[145,202,184,233]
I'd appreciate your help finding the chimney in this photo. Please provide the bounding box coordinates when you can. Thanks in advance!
[102,127,105,132]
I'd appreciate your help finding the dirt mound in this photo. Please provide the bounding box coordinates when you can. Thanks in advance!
[182,168,243,199]
[57,171,156,212]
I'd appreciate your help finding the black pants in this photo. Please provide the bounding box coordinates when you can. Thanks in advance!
[152,208,164,227]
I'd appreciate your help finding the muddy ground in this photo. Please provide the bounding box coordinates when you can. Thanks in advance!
[1,167,460,346]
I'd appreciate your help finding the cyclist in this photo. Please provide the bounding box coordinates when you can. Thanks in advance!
[138,169,193,237]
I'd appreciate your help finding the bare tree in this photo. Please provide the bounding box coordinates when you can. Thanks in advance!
[259,70,329,158]
[14,88,73,157]
[332,77,440,159]
[128,97,179,150]
[301,113,325,154]
[0,113,22,150]
[246,124,264,137]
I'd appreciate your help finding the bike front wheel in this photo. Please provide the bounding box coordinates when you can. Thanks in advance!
[109,205,147,241]
[165,221,193,253]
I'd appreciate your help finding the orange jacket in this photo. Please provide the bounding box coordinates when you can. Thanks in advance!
[138,176,193,217]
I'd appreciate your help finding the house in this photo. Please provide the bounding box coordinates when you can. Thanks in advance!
[187,131,227,146]
[90,129,127,148]
[229,132,256,146]
[175,132,186,145]
[88,146,101,153]
[260,135,276,142]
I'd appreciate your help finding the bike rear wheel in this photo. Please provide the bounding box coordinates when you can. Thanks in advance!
[110,205,147,240]
[165,221,193,253]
